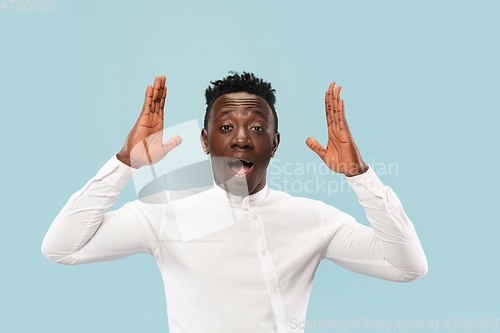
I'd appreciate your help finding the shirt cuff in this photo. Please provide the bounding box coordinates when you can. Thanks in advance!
[346,166,385,200]
[93,154,139,190]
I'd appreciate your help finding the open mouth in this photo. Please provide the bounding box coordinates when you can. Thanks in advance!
[228,158,254,177]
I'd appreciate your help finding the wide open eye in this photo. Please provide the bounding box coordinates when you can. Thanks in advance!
[252,126,264,132]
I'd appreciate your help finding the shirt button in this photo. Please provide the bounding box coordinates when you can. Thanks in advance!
[273,287,278,293]
[253,215,257,220]
[388,209,392,214]
[368,182,372,187]
[262,250,266,256]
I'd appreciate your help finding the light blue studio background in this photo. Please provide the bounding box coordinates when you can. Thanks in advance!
[1,0,499,332]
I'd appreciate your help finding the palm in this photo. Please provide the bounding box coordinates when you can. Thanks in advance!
[306,82,366,176]
[118,75,181,168]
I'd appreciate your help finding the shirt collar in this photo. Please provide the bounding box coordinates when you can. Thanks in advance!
[212,180,269,206]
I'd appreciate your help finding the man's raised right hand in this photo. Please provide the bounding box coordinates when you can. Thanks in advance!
[116,75,182,169]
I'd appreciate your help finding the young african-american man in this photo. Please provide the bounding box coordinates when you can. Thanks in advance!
[42,72,427,333]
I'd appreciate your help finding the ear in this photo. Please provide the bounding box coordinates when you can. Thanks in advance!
[200,128,209,155]
[271,132,280,158]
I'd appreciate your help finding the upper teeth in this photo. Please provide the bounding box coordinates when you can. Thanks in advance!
[232,159,250,163]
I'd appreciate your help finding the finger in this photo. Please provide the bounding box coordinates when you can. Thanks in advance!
[325,88,331,126]
[163,135,182,155]
[338,99,345,130]
[154,76,165,116]
[305,137,326,159]
[152,76,161,114]
[338,99,353,139]
[334,85,342,125]
[155,75,166,119]
[159,75,166,102]
[331,84,337,125]
[141,85,153,116]
[328,82,339,138]
[159,76,167,120]
[333,84,341,101]
[325,82,335,126]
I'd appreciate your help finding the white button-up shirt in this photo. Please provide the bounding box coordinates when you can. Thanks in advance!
[41,155,427,333]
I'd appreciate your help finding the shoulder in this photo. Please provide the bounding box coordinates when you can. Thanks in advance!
[122,185,213,227]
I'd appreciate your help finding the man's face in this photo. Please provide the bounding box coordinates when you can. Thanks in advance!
[201,92,280,196]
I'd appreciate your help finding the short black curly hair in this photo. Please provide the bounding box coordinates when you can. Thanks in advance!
[204,71,278,134]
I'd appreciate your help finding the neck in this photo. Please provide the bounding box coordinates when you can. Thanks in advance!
[214,178,266,196]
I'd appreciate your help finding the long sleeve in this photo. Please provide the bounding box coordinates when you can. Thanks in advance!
[320,167,428,282]
[41,155,162,265]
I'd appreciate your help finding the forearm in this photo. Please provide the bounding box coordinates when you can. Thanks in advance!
[323,167,427,282]
[346,167,428,281]
[41,155,138,264]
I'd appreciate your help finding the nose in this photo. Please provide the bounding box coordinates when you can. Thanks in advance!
[230,127,253,149]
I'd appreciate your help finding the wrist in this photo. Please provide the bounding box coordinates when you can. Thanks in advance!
[344,163,369,177]
[116,152,133,168]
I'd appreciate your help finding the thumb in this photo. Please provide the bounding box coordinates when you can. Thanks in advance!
[305,137,326,159]
[163,135,182,155]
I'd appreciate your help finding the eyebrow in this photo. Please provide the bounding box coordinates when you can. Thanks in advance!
[216,108,269,122]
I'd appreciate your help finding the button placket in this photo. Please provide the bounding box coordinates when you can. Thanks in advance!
[249,206,287,331]
[242,196,250,211]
